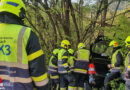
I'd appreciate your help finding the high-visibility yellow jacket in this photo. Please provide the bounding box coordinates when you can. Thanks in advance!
[110,49,123,72]
[74,49,90,74]
[68,55,75,71]
[58,48,70,74]
[0,23,48,90]
[48,54,59,79]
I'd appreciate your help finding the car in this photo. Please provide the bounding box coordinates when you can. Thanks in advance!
[90,36,111,89]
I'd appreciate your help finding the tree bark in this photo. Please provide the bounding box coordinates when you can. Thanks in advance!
[40,1,58,42]
[69,0,80,42]
[111,0,121,26]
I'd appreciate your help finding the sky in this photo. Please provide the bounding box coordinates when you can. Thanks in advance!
[71,0,97,4]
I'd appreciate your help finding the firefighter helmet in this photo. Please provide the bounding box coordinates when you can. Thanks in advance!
[61,40,71,49]
[125,36,130,47]
[109,40,119,47]
[0,0,26,19]
[78,43,85,49]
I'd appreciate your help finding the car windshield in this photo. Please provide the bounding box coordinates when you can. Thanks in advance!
[92,41,112,56]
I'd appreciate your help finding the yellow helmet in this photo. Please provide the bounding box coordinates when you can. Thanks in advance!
[68,49,74,55]
[52,49,59,55]
[78,43,85,49]
[61,40,71,49]
[109,40,119,47]
[125,36,130,47]
[0,0,26,19]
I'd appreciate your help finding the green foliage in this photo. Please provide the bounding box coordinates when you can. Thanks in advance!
[110,78,125,90]
[105,15,130,45]
[104,15,130,56]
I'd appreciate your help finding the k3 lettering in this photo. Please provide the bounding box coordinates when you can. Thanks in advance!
[0,44,11,55]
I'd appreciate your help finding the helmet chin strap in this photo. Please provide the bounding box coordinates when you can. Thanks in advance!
[19,7,26,19]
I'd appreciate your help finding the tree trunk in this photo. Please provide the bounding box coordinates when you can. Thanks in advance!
[69,0,80,42]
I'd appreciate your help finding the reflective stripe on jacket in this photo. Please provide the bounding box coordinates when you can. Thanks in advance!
[48,55,58,74]
[74,49,90,74]
[48,55,59,79]
[68,56,75,71]
[58,49,69,74]
[0,24,48,90]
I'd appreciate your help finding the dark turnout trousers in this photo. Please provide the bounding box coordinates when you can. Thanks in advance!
[59,74,76,90]
[104,71,120,90]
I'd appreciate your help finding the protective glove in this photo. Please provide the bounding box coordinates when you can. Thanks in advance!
[67,70,72,75]
[125,71,130,78]
[106,73,110,76]
[89,74,96,85]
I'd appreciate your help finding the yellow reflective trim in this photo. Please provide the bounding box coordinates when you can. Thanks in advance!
[62,56,68,59]
[60,88,66,90]
[128,66,130,69]
[50,75,59,79]
[74,68,87,74]
[78,87,83,90]
[62,63,68,67]
[68,86,77,90]
[112,64,115,68]
[32,73,48,82]
[74,68,87,72]
[56,84,59,90]
[28,50,44,61]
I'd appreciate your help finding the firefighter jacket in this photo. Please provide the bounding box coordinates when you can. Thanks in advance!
[48,54,59,80]
[0,13,48,90]
[74,48,90,74]
[58,48,70,74]
[68,55,75,72]
[110,49,123,72]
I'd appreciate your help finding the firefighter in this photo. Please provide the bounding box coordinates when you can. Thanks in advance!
[48,49,60,90]
[74,43,90,90]
[124,36,130,90]
[58,40,76,90]
[0,0,48,90]
[104,40,123,90]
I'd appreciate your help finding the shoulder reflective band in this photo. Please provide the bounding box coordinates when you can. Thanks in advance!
[7,2,19,7]
[50,75,59,79]
[32,73,48,82]
[34,78,49,87]
[128,66,130,69]
[17,27,27,64]
[62,56,68,59]
[28,49,44,61]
